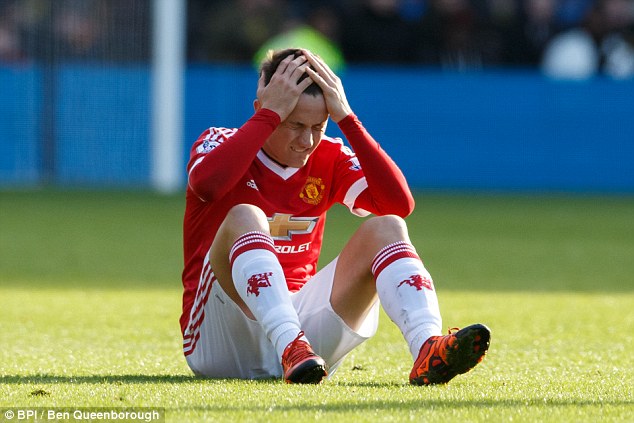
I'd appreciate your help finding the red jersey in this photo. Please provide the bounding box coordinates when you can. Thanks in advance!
[181,109,414,334]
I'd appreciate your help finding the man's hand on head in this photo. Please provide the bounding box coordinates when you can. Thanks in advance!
[256,55,314,122]
[303,50,352,123]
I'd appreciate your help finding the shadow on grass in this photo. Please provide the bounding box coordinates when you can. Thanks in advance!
[1,374,405,388]
[2,375,632,410]
[167,399,634,413]
[0,374,199,385]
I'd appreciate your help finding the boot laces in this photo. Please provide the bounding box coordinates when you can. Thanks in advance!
[282,331,313,367]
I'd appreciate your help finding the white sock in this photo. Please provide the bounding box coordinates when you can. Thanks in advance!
[230,231,303,359]
[373,242,443,359]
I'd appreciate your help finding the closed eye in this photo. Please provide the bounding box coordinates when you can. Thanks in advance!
[284,122,325,132]
[284,122,304,130]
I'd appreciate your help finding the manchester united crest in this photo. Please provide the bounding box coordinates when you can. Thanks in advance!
[300,176,325,205]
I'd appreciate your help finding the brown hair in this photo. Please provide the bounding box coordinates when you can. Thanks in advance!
[259,48,323,96]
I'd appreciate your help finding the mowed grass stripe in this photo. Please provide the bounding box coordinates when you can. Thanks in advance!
[2,191,633,292]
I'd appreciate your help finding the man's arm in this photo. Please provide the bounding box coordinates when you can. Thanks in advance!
[188,54,314,202]
[338,114,415,217]
[188,109,280,202]
[304,50,414,217]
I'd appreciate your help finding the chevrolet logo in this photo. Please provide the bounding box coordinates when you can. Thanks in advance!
[268,213,318,240]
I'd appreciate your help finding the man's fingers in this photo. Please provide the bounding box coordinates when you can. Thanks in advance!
[281,55,307,76]
[305,67,324,85]
[303,50,336,82]
[275,54,295,74]
[296,73,314,92]
[257,54,314,121]
[304,53,329,79]
[305,59,352,122]
[268,55,309,90]
[289,63,310,84]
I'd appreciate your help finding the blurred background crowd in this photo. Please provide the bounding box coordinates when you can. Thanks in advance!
[1,0,634,77]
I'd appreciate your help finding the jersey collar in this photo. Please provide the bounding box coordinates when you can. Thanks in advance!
[256,150,302,180]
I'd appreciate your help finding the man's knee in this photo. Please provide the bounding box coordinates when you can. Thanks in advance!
[358,215,409,244]
[219,204,270,241]
[226,204,268,226]
[226,203,267,221]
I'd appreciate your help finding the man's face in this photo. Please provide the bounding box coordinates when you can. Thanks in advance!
[262,93,328,168]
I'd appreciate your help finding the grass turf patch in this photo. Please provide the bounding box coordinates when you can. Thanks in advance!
[2,190,633,292]
[1,190,633,421]
[0,288,632,422]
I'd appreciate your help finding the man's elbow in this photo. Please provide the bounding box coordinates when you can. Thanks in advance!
[375,194,415,218]
[398,194,416,218]
[187,175,216,203]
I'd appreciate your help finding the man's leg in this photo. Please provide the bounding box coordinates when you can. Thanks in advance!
[330,214,490,385]
[208,204,326,383]
[331,215,441,351]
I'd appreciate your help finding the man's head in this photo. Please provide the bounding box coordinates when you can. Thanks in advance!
[257,49,328,168]
[259,48,324,97]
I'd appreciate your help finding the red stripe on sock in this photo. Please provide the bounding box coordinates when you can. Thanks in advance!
[229,231,276,267]
[371,242,420,278]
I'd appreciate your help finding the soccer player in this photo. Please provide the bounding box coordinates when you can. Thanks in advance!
[180,48,490,384]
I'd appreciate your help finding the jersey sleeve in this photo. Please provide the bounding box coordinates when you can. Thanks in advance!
[187,108,280,202]
[336,113,415,218]
[327,140,371,216]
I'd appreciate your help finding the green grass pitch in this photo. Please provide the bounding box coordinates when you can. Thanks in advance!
[1,190,633,422]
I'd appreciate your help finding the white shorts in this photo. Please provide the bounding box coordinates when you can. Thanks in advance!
[185,257,380,380]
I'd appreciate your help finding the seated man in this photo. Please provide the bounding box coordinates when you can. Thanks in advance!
[180,48,490,384]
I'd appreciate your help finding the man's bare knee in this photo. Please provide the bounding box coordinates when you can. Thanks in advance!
[222,204,270,237]
[358,214,410,246]
[226,203,268,223]
[211,204,270,268]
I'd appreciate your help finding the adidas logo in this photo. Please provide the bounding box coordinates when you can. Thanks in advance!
[247,180,259,190]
